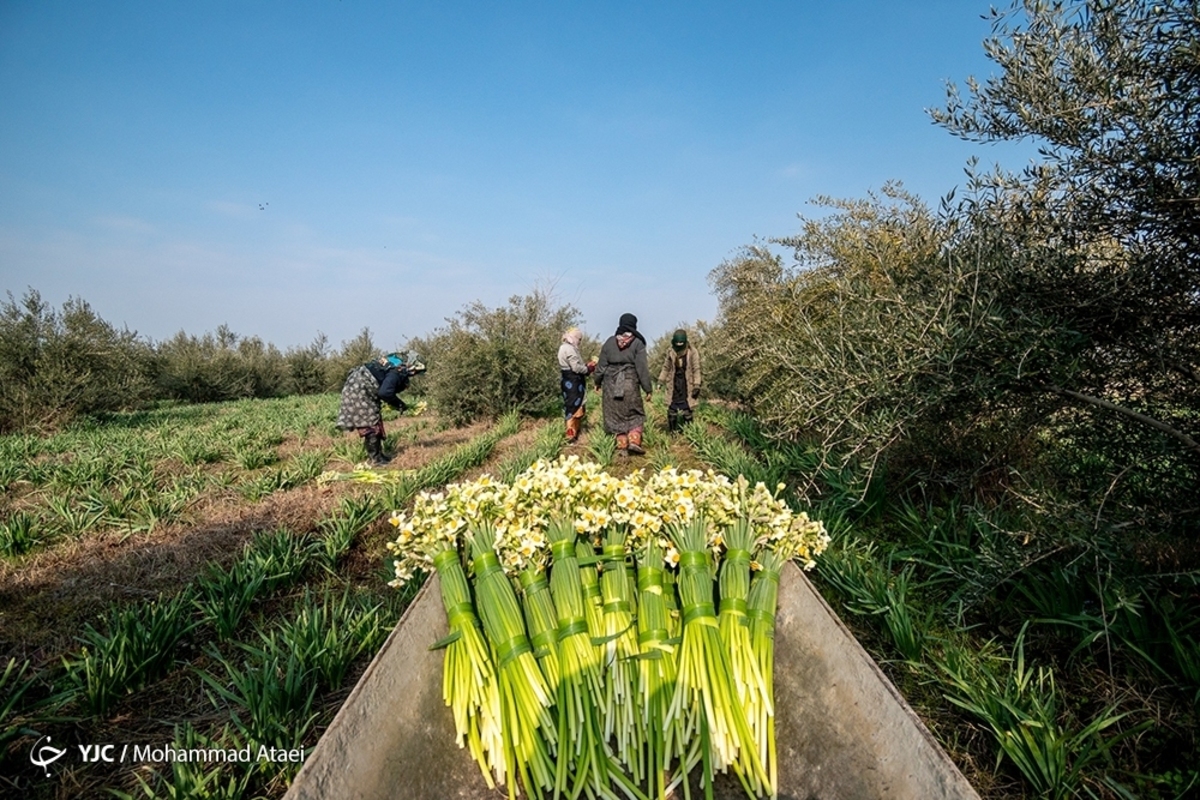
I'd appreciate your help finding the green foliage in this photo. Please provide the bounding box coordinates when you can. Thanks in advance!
[587,430,616,466]
[0,289,154,432]
[683,416,770,486]
[0,287,383,431]
[930,0,1200,522]
[693,405,1198,794]
[64,591,198,716]
[933,0,1200,343]
[409,288,582,424]
[316,496,380,569]
[198,645,318,751]
[816,540,930,663]
[1,658,36,759]
[709,190,1028,486]
[242,528,318,591]
[152,325,287,403]
[496,420,566,483]
[0,511,39,556]
[285,332,334,395]
[195,561,268,641]
[937,628,1141,799]
[379,411,521,509]
[268,589,389,691]
[110,724,252,800]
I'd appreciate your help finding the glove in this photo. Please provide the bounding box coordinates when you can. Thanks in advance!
[691,387,700,400]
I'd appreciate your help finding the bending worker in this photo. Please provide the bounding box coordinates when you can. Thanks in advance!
[336,352,423,465]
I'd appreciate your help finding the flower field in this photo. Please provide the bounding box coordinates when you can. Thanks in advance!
[0,395,552,797]
[4,390,1189,799]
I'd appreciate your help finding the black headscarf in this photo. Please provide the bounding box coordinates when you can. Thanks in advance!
[616,313,646,345]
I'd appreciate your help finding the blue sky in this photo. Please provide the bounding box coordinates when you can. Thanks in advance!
[0,1,1032,351]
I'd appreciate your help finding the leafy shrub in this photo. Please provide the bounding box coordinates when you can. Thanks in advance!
[284,332,335,395]
[408,288,582,424]
[323,327,383,394]
[153,325,290,403]
[0,289,154,432]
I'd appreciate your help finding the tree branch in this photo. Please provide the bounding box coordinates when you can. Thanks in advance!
[1048,385,1200,457]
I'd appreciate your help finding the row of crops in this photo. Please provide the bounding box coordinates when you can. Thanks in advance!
[686,406,1200,800]
[8,389,1190,798]
[0,397,551,797]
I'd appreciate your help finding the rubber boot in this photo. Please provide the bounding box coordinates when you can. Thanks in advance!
[364,432,391,465]
[667,409,679,433]
[627,428,645,455]
[615,433,629,457]
[566,415,579,443]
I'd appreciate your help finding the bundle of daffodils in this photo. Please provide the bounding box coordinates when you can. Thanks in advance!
[387,456,828,800]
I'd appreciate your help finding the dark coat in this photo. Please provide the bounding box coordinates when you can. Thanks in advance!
[594,335,652,434]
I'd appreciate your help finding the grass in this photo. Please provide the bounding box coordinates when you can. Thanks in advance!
[8,391,1193,799]
[677,407,1200,799]
[936,627,1143,800]
[63,590,200,716]
[0,395,525,798]
[109,722,253,800]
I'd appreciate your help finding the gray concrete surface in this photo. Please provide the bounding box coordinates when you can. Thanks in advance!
[285,564,980,800]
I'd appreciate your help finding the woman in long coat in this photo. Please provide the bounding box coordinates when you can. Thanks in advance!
[593,313,652,455]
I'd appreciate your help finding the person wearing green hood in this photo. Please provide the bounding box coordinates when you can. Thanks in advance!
[657,329,702,432]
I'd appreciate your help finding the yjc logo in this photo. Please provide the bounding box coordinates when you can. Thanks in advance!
[29,735,66,777]
[79,744,119,762]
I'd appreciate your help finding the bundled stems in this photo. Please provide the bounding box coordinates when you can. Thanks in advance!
[519,567,562,691]
[547,517,618,799]
[666,515,769,795]
[388,459,829,800]
[597,526,644,782]
[718,519,772,797]
[430,546,504,788]
[634,543,680,800]
[746,550,785,797]
[467,524,558,800]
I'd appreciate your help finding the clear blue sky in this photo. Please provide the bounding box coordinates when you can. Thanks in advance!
[0,1,1032,351]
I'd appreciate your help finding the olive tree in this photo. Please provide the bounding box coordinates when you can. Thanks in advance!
[410,289,582,425]
[930,0,1200,464]
[0,290,154,432]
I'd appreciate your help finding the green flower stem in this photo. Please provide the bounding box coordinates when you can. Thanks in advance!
[547,520,629,799]
[431,546,502,788]
[666,517,768,796]
[635,545,679,800]
[468,525,557,799]
[747,549,784,797]
[598,528,644,782]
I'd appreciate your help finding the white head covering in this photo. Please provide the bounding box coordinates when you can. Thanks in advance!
[562,327,583,347]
